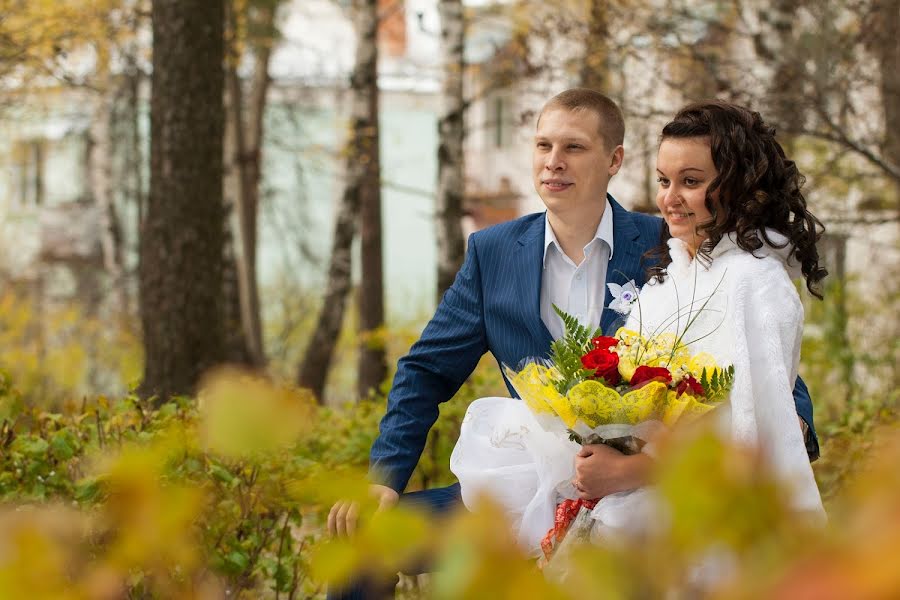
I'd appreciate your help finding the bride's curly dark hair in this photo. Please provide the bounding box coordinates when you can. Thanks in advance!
[646,101,828,298]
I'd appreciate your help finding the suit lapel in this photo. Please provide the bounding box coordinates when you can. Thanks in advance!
[515,215,554,350]
[518,201,647,340]
[602,196,642,332]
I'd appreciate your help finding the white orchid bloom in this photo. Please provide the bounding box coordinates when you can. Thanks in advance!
[607,279,640,315]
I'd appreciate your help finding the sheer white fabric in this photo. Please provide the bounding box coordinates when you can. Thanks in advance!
[450,231,825,557]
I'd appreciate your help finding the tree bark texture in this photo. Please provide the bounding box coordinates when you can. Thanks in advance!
[356,0,387,400]
[140,0,227,403]
[435,0,466,303]
[298,0,381,403]
[871,0,900,194]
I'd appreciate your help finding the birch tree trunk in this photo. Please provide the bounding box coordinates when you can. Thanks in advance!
[435,0,466,302]
[88,90,126,316]
[139,0,227,403]
[298,0,380,403]
[125,60,145,268]
[223,0,276,367]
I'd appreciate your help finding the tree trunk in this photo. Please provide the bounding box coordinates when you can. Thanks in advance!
[124,54,146,249]
[298,0,381,403]
[579,0,608,91]
[223,0,275,367]
[872,0,900,198]
[435,0,466,302]
[222,1,252,366]
[89,89,127,316]
[356,0,386,400]
[139,0,227,403]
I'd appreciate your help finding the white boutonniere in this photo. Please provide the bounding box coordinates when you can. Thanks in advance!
[607,279,639,315]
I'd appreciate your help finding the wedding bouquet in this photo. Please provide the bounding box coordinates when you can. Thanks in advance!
[503,305,734,560]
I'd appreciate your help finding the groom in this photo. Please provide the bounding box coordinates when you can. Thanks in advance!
[328,89,818,596]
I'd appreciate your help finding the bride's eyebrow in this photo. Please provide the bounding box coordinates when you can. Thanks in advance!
[679,167,706,174]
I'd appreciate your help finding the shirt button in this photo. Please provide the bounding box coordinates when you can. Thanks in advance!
[575,274,582,281]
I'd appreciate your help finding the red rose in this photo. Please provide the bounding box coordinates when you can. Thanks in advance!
[676,375,705,397]
[581,348,621,385]
[591,336,619,350]
[630,365,672,387]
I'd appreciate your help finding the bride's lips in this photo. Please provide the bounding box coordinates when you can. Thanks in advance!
[667,211,695,224]
[542,180,573,192]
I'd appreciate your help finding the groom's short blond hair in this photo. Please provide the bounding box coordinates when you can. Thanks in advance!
[538,88,625,151]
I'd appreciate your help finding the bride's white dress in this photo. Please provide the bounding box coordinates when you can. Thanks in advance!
[450,232,825,557]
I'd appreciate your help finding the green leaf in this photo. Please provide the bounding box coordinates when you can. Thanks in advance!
[273,562,291,591]
[208,463,238,486]
[157,402,177,419]
[225,550,250,573]
[13,436,49,457]
[75,479,102,503]
[50,431,76,460]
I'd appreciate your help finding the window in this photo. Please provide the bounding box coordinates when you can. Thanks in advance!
[493,95,512,148]
[12,139,45,206]
[9,134,85,208]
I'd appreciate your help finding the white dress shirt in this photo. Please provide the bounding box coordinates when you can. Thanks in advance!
[540,199,615,341]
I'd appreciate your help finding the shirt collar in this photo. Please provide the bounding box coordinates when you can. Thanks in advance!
[542,197,615,267]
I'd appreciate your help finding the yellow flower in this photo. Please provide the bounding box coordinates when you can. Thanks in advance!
[661,389,716,427]
[664,344,691,372]
[614,327,643,349]
[618,355,638,382]
[647,332,677,354]
[688,352,722,380]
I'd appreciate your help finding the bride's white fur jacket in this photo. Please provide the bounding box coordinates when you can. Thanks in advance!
[635,231,824,516]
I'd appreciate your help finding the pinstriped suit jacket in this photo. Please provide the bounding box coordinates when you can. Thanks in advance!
[370,196,816,493]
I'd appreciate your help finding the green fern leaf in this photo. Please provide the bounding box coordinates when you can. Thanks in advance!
[549,305,604,393]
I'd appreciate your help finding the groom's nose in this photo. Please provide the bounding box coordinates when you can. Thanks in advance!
[545,148,566,171]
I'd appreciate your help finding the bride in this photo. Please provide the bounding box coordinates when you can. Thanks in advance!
[450,101,827,557]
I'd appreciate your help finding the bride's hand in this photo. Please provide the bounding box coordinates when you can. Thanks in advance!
[573,444,652,500]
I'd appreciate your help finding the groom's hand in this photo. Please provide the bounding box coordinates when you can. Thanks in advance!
[327,484,400,537]
[573,444,652,500]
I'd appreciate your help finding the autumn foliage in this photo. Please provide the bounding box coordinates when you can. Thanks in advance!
[0,363,898,598]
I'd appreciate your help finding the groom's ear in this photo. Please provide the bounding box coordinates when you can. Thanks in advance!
[608,145,624,176]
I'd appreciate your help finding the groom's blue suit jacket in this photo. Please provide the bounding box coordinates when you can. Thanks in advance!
[370,196,818,493]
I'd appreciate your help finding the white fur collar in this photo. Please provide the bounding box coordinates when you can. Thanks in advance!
[667,229,802,279]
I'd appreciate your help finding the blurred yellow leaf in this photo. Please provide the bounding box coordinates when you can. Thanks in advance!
[431,496,566,600]
[198,368,316,459]
[310,538,363,588]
